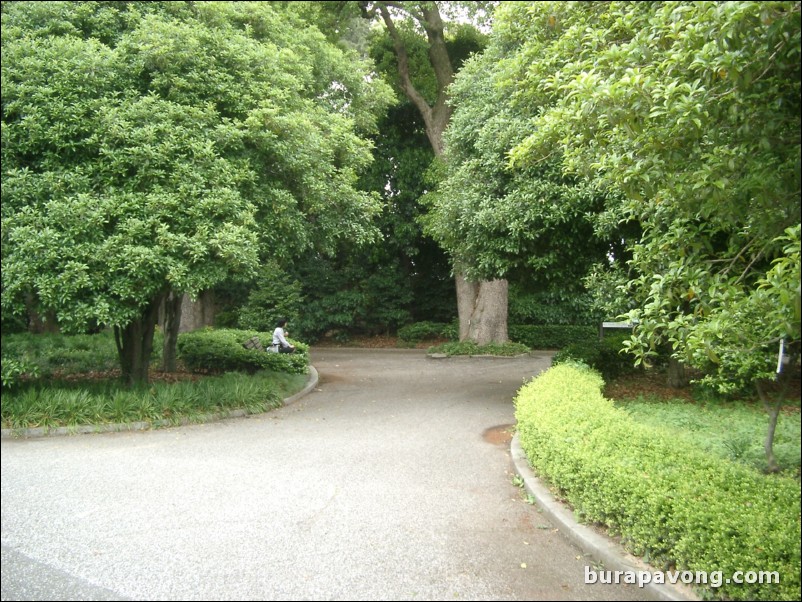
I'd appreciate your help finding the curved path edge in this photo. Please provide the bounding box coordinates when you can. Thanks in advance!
[0,366,319,440]
[510,433,700,602]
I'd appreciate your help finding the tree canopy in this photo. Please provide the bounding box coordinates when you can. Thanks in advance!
[1,1,392,383]
[496,1,800,385]
[430,0,800,468]
[422,22,629,297]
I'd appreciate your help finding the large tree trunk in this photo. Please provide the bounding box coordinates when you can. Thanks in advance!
[666,357,689,388]
[457,276,508,344]
[373,2,509,345]
[160,291,183,372]
[114,295,162,387]
[179,290,216,333]
[25,292,59,334]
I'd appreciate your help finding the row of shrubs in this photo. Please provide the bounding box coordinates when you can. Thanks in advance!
[515,363,801,601]
[4,322,631,384]
[2,328,309,391]
[397,321,637,374]
[551,331,639,379]
[397,321,600,350]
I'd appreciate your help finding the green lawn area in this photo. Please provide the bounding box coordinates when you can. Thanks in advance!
[616,396,801,475]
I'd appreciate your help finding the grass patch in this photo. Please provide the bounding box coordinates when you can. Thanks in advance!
[615,395,801,475]
[1,369,309,431]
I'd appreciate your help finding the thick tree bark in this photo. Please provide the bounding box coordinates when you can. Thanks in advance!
[374,1,509,344]
[666,357,689,388]
[114,295,162,387]
[179,290,216,333]
[457,276,508,345]
[25,292,59,333]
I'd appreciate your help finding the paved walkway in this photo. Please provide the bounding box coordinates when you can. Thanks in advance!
[2,348,650,601]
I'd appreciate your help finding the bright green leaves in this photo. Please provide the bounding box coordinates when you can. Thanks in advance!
[2,1,392,335]
[424,4,618,292]
[480,1,801,393]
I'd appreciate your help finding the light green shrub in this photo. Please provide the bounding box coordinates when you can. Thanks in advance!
[515,364,801,601]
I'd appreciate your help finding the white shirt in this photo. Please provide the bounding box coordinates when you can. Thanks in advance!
[272,327,290,348]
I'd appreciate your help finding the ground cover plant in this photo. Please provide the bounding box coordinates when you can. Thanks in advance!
[617,395,801,475]
[427,340,531,357]
[1,330,309,431]
[516,363,801,601]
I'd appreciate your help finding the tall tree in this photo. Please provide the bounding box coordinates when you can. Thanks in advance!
[358,1,508,344]
[1,1,391,385]
[421,21,625,321]
[500,1,800,469]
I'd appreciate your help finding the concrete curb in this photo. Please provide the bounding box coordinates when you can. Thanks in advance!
[510,433,700,602]
[0,366,319,439]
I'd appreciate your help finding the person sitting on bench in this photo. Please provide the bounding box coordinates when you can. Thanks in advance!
[270,318,296,354]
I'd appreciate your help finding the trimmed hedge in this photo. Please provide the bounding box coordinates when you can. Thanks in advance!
[427,340,530,356]
[509,324,597,349]
[178,328,309,375]
[396,322,596,349]
[397,321,452,343]
[515,364,801,601]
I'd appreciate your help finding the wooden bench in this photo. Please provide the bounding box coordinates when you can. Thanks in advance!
[243,336,264,351]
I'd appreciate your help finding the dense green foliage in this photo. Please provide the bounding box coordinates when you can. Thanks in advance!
[2,330,160,389]
[551,332,640,379]
[497,1,800,394]
[177,328,308,375]
[509,325,598,351]
[422,8,628,298]
[1,1,391,383]
[235,262,305,334]
[516,364,801,601]
[397,321,454,344]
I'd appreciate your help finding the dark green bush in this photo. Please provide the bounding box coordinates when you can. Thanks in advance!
[509,286,598,325]
[236,262,304,334]
[1,331,151,382]
[515,364,800,601]
[509,324,598,349]
[177,328,308,375]
[551,332,637,379]
[397,321,451,343]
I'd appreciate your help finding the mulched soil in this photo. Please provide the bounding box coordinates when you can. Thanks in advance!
[604,370,696,402]
[55,368,203,385]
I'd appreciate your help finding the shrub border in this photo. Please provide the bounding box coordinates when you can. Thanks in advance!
[514,364,801,601]
[510,433,699,601]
